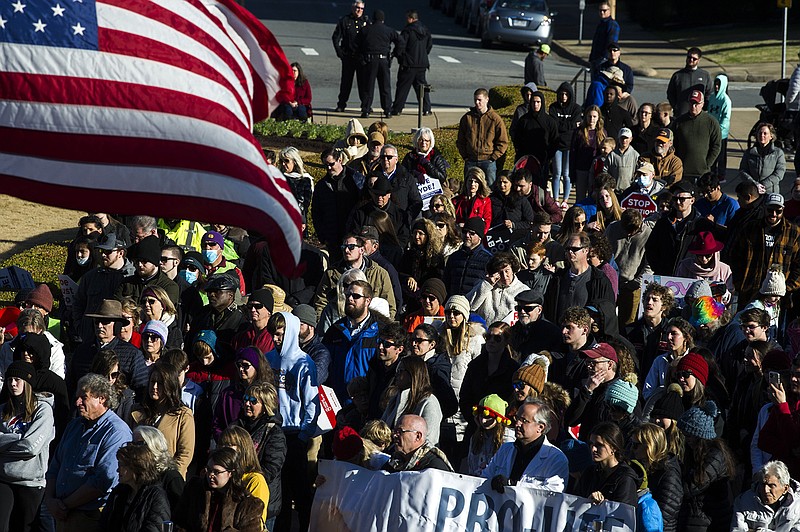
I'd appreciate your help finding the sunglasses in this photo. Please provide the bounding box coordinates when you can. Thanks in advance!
[512,381,527,390]
[421,294,438,302]
[243,394,259,404]
[674,196,693,203]
[143,297,160,306]
[345,292,366,300]
[237,361,253,370]
[381,155,396,160]
[565,246,585,253]
[435,222,446,228]
[341,243,361,251]
[160,256,177,263]
[486,333,504,342]
[677,370,694,380]
[411,337,431,344]
[110,371,120,379]
[379,338,398,348]
[515,304,539,313]
[247,302,265,310]
[95,318,116,325]
[143,332,161,342]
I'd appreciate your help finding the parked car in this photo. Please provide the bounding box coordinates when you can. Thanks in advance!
[480,0,555,48]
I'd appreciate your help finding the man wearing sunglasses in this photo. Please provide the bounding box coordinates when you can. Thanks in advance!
[645,180,703,276]
[332,0,370,113]
[730,193,800,309]
[313,234,396,319]
[323,279,381,402]
[667,47,711,117]
[509,290,561,360]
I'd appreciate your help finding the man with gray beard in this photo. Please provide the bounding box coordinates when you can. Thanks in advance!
[639,127,684,186]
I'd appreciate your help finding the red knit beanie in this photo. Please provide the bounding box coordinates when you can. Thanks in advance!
[332,426,364,461]
[677,352,709,386]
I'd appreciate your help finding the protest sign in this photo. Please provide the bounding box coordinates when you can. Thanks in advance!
[417,174,444,211]
[620,192,657,217]
[638,274,698,317]
[311,460,635,531]
[0,266,34,291]
[58,275,79,309]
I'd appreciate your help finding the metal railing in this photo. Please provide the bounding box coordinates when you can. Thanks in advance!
[569,67,591,102]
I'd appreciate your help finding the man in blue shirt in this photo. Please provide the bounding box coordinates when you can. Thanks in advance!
[45,374,131,532]
[696,173,738,228]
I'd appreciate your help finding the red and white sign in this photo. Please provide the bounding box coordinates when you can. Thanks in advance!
[620,192,658,216]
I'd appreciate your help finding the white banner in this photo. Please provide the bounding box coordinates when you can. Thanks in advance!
[638,273,698,318]
[418,174,444,211]
[311,460,636,531]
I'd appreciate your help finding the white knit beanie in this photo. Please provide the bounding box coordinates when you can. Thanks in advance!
[760,266,787,297]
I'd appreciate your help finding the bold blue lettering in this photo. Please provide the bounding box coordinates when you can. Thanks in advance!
[497,500,521,530]
[465,493,494,531]
[437,487,466,524]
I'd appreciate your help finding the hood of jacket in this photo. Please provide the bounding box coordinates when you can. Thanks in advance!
[526,90,546,118]
[346,118,368,145]
[713,74,728,98]
[407,20,427,38]
[276,311,305,363]
[555,82,575,106]
[521,82,538,98]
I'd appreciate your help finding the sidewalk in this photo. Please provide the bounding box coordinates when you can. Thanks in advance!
[550,5,784,82]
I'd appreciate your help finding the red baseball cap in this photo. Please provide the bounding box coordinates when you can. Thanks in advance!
[581,342,618,364]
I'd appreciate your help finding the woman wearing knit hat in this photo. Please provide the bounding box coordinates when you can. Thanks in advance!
[648,383,686,462]
[212,346,273,440]
[139,286,182,349]
[466,252,529,325]
[508,361,547,418]
[737,265,786,342]
[140,319,169,366]
[677,401,736,531]
[0,361,55,532]
[603,373,644,441]
[575,421,639,507]
[466,394,514,476]
[643,317,694,401]
[439,297,484,462]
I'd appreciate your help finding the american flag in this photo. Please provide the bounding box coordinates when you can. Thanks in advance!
[0,0,302,275]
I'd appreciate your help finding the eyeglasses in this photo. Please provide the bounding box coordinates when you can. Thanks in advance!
[586,359,609,368]
[445,309,461,316]
[243,394,259,405]
[565,246,585,253]
[411,337,431,344]
[324,161,337,168]
[421,294,437,302]
[110,371,120,379]
[674,196,693,203]
[246,302,265,310]
[236,361,253,370]
[515,304,539,313]
[160,256,177,263]
[143,297,160,306]
[345,292,366,300]
[207,468,231,477]
[393,428,419,435]
[341,243,361,251]
[677,370,694,380]
[740,323,761,331]
[381,155,396,160]
[143,333,161,342]
[379,339,398,348]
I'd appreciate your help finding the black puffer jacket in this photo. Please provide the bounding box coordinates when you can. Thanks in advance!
[101,483,171,532]
[549,82,583,151]
[443,244,493,296]
[401,149,448,185]
[574,461,639,507]
[679,445,733,531]
[649,455,683,532]
[232,412,286,519]
[489,191,534,234]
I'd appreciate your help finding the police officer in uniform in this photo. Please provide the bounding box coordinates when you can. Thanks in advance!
[359,9,398,119]
[392,10,432,116]
[332,0,370,112]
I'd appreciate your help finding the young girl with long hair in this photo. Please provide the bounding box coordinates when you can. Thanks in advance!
[571,105,607,201]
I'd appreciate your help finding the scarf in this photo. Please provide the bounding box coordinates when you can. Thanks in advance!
[388,442,453,472]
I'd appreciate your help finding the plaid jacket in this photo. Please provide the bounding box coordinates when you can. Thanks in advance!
[728,217,800,301]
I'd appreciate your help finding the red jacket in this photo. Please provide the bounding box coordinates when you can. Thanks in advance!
[758,397,800,477]
[295,80,312,106]
[453,195,492,234]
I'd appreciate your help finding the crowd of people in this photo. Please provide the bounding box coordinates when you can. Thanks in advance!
[4,2,800,532]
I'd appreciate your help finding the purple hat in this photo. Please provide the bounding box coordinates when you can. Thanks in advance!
[142,320,168,345]
[236,346,261,369]
[201,231,225,248]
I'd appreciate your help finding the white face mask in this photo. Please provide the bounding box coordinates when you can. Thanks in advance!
[76,256,90,265]
[638,174,653,188]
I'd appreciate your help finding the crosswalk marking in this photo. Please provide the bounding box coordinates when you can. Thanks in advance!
[301,48,319,56]
[511,60,526,67]
[438,55,460,63]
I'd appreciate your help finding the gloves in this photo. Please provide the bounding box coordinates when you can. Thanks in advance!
[491,475,508,494]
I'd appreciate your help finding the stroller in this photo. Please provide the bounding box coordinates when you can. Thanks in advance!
[747,78,799,159]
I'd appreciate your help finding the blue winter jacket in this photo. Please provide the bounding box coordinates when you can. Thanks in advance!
[637,489,664,532]
[265,312,319,443]
[707,74,731,139]
[322,313,380,402]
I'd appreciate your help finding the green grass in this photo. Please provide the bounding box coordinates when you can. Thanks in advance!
[655,24,800,65]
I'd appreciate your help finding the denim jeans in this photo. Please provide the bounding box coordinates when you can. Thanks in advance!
[551,149,571,202]
[464,159,497,187]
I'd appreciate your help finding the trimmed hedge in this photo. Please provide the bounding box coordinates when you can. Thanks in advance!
[0,242,67,305]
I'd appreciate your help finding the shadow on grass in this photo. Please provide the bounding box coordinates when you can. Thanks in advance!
[0,228,74,264]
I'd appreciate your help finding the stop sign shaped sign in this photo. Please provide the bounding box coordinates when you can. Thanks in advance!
[621,192,657,216]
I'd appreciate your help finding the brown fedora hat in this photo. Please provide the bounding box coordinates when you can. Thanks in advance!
[84,299,127,321]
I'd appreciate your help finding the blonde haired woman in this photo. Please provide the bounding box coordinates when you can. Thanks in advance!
[278,146,313,219]
[453,167,492,234]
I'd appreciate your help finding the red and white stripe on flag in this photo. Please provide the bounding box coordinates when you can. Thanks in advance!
[0,0,301,275]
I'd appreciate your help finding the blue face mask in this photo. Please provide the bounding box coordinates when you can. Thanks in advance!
[638,174,653,188]
[203,249,220,264]
[76,256,90,265]
[180,269,199,285]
